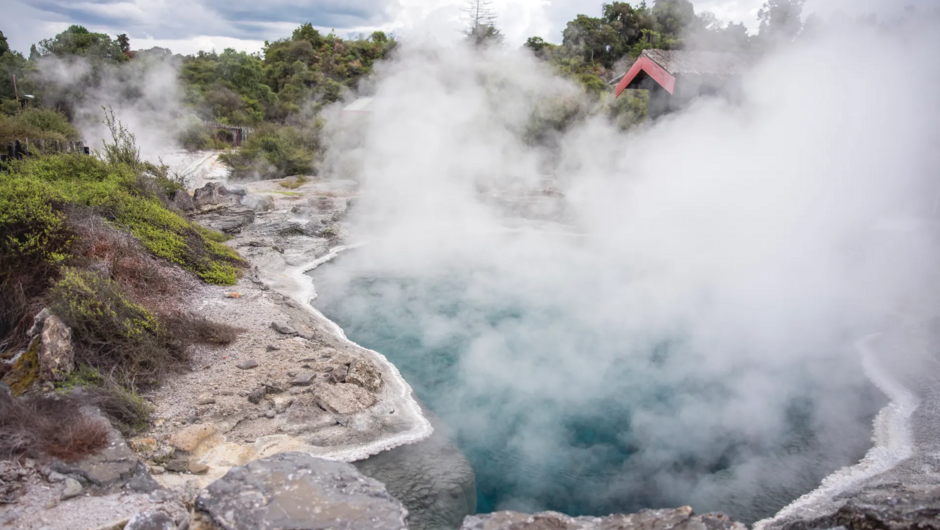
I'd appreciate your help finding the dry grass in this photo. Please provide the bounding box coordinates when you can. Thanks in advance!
[68,210,197,313]
[278,175,311,189]
[0,392,110,462]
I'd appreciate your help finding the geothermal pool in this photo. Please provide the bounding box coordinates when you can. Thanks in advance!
[310,234,884,524]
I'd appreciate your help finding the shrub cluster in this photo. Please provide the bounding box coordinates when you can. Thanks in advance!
[0,108,80,146]
[0,116,245,446]
[219,121,321,180]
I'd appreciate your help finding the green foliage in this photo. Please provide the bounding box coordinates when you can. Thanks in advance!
[49,267,174,389]
[0,175,73,267]
[0,108,79,144]
[60,366,152,435]
[758,0,806,44]
[0,30,8,57]
[100,105,140,166]
[219,121,321,180]
[35,25,127,63]
[4,153,242,284]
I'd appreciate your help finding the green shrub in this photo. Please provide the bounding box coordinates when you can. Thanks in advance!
[6,154,244,284]
[60,366,152,435]
[49,267,179,389]
[0,108,79,145]
[219,121,321,180]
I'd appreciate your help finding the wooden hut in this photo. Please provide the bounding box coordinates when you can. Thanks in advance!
[615,50,756,119]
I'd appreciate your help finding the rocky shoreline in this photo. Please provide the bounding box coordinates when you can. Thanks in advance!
[3,156,939,529]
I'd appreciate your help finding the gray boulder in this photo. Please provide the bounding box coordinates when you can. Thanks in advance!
[170,190,195,212]
[125,510,178,530]
[461,506,746,530]
[193,206,256,234]
[37,314,73,382]
[194,452,408,530]
[192,182,237,210]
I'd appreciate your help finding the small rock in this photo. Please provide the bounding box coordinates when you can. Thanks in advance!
[346,359,383,392]
[271,322,297,335]
[150,466,166,475]
[125,510,178,530]
[225,292,243,299]
[236,360,259,370]
[165,458,188,474]
[273,396,294,414]
[266,345,280,352]
[264,410,276,419]
[188,462,209,475]
[286,371,297,377]
[291,372,316,386]
[288,387,306,396]
[46,471,66,483]
[247,387,266,404]
[61,478,82,500]
[330,364,349,384]
[167,424,217,453]
[170,190,195,212]
[197,393,216,406]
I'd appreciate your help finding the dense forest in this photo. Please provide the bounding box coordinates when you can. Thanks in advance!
[0,0,890,177]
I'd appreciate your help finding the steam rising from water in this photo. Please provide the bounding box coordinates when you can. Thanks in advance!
[313,8,940,522]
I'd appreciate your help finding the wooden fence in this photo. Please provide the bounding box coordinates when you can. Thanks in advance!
[0,139,89,163]
[203,122,251,147]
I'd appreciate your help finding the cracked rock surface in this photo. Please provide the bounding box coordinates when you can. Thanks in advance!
[193,452,408,530]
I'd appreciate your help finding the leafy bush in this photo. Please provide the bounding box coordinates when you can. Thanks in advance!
[49,267,180,389]
[0,108,79,145]
[6,154,244,284]
[219,121,321,179]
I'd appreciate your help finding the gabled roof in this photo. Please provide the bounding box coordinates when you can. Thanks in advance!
[615,50,756,97]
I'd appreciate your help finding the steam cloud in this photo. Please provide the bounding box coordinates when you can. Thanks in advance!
[314,7,940,522]
[35,50,189,160]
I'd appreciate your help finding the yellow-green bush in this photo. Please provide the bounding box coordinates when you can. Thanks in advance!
[49,267,177,389]
[4,154,243,284]
[0,108,79,145]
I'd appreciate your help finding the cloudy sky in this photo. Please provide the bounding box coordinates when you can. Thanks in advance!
[2,0,929,56]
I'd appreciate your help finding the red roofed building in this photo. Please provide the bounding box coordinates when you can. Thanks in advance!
[615,49,756,118]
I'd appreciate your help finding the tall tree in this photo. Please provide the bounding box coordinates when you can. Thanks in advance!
[758,0,806,43]
[652,0,697,37]
[0,30,9,57]
[464,0,503,47]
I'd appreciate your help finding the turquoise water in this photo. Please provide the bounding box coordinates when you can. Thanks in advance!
[311,248,883,523]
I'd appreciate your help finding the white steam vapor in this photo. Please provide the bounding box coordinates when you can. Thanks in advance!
[315,7,940,521]
[36,51,188,159]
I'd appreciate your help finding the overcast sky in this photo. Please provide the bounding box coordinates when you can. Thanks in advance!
[2,0,931,56]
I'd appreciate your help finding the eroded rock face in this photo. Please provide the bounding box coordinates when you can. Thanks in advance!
[830,483,940,530]
[170,190,195,212]
[193,183,237,210]
[194,206,256,234]
[194,452,408,530]
[37,315,73,382]
[314,382,376,414]
[461,507,746,530]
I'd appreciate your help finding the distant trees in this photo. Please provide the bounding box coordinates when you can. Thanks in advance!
[758,0,807,44]
[464,0,504,47]
[33,25,127,63]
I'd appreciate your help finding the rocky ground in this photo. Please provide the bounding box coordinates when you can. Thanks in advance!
[4,154,940,530]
